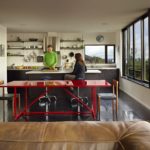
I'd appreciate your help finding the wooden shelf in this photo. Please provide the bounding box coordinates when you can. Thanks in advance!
[24,48,43,50]
[7,41,43,43]
[60,47,84,50]
[7,55,24,57]
[8,48,24,50]
[60,40,84,42]
[8,48,43,50]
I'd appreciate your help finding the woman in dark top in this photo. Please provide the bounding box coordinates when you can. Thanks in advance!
[64,53,87,80]
[72,53,87,80]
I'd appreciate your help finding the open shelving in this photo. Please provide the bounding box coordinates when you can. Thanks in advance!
[7,40,44,51]
[60,38,84,50]
[60,39,84,42]
[7,54,24,57]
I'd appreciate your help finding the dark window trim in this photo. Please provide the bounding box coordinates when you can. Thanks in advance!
[148,11,150,88]
[84,44,116,64]
[122,10,149,31]
[122,9,150,88]
[133,24,135,78]
[105,46,107,63]
[122,31,125,76]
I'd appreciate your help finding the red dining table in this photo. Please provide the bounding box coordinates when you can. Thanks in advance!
[0,80,111,121]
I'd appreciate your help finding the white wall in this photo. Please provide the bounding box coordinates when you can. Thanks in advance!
[59,32,116,68]
[0,25,7,84]
[116,31,150,110]
[120,78,150,109]
[83,32,116,45]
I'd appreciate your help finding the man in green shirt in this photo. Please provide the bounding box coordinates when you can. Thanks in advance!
[43,45,58,70]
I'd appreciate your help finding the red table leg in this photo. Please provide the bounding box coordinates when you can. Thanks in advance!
[13,87,17,119]
[2,87,5,122]
[91,87,97,120]
[24,87,28,112]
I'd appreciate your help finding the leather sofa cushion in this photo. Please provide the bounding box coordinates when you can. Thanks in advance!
[0,121,149,150]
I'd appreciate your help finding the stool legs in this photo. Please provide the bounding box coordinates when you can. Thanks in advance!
[116,97,118,120]
[45,101,49,121]
[39,95,57,121]
[2,88,5,122]
[112,100,115,121]
[97,96,101,121]
[98,97,118,121]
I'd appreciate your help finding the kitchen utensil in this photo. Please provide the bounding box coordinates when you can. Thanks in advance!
[69,52,74,57]
[62,55,67,59]
[37,56,43,62]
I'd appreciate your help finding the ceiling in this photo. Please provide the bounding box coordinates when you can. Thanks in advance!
[0,0,150,33]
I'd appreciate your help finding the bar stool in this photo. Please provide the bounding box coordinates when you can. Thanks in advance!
[38,76,57,121]
[97,80,119,121]
[70,80,89,119]
[0,93,20,122]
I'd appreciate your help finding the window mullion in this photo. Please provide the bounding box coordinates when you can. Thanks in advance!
[133,25,135,79]
[148,10,150,87]
[141,19,144,81]
[105,45,107,63]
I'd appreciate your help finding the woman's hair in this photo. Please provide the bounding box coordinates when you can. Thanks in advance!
[75,53,85,65]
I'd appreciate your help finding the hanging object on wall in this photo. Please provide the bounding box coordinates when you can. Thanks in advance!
[96,35,104,42]
[69,52,74,57]
[0,44,5,57]
[62,55,67,59]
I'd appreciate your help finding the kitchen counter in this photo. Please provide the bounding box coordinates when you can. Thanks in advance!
[8,69,34,71]
[26,69,101,74]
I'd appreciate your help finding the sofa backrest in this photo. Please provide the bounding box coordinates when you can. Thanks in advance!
[0,121,149,150]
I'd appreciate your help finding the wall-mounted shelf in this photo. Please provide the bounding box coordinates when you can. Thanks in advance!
[7,40,44,51]
[60,40,84,42]
[7,55,24,57]
[7,41,43,43]
[60,38,84,51]
[60,47,84,50]
[24,48,43,50]
[8,48,43,50]
[8,48,24,50]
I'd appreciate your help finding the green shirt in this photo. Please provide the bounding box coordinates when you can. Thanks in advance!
[43,51,57,67]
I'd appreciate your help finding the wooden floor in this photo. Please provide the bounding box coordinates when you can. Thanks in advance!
[1,90,150,122]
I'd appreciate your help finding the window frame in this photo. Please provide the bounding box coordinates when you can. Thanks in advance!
[84,44,115,64]
[122,10,150,88]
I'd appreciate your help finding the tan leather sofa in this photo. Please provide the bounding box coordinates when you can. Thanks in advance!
[0,121,149,150]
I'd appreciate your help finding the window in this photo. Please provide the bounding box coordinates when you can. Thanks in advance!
[144,17,149,82]
[134,21,142,80]
[123,30,128,75]
[122,12,150,87]
[85,45,115,64]
[107,46,115,63]
[129,26,134,77]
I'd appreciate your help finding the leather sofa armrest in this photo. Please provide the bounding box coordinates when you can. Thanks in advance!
[118,121,150,150]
